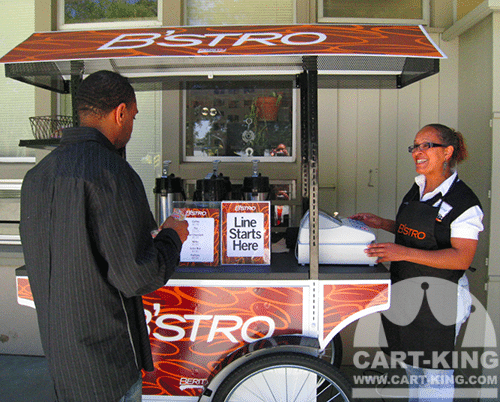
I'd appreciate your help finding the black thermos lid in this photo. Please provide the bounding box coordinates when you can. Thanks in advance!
[154,174,184,195]
[243,174,270,194]
[195,174,227,201]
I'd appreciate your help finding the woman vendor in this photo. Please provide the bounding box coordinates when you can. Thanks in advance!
[350,123,484,401]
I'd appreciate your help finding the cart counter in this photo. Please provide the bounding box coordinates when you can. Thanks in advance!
[16,254,390,401]
[171,251,389,280]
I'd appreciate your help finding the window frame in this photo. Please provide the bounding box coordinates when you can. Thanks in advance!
[317,0,430,25]
[182,79,298,163]
[183,0,297,26]
[453,0,484,23]
[57,0,163,31]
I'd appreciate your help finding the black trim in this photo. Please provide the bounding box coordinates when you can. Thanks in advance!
[398,58,440,88]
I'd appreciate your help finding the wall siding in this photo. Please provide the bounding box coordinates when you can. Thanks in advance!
[318,33,459,237]
[0,0,36,158]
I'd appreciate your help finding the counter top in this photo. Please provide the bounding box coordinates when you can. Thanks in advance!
[172,251,390,281]
[15,252,390,281]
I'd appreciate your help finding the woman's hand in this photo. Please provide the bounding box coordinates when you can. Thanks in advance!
[365,238,478,270]
[364,242,407,263]
[350,213,396,233]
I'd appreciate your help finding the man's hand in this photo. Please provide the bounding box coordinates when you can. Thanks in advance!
[160,216,189,243]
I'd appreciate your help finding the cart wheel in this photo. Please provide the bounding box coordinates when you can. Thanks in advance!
[321,333,343,368]
[211,352,352,402]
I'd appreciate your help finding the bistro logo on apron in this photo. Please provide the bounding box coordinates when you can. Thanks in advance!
[397,223,426,240]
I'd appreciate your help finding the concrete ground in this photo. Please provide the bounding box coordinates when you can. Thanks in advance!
[0,354,483,402]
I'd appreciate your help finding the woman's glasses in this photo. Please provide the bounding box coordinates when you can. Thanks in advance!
[408,142,446,153]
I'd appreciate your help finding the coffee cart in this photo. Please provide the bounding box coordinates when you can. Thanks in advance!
[4,24,445,401]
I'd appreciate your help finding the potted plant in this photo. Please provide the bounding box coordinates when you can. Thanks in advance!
[240,92,284,156]
[254,92,283,121]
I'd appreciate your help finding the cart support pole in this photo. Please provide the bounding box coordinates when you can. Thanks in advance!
[70,61,84,127]
[301,57,319,280]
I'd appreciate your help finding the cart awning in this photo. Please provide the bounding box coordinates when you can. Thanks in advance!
[0,24,445,93]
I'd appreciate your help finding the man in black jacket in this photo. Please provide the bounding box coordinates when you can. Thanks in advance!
[20,70,189,402]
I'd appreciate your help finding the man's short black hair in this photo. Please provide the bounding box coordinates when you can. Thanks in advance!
[75,70,136,119]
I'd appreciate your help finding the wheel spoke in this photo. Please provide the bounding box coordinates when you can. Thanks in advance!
[293,370,317,402]
[262,370,278,401]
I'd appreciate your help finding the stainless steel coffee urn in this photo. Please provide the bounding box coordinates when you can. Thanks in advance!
[154,161,186,224]
[242,160,270,201]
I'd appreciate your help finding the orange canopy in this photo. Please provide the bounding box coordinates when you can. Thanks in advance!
[1,24,444,62]
[0,24,445,92]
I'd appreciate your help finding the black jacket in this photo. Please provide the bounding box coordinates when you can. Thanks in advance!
[20,127,181,401]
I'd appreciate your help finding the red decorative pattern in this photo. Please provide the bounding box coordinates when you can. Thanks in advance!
[322,283,389,338]
[16,277,33,302]
[142,285,304,396]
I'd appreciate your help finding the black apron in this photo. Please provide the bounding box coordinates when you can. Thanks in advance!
[382,177,463,368]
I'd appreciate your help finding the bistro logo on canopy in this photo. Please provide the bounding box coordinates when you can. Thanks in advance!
[98,30,328,51]
[0,25,446,64]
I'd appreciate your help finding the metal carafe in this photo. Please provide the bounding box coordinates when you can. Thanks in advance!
[242,160,270,201]
[154,161,186,224]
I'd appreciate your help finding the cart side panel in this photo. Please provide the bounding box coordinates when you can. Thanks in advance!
[320,281,390,350]
[16,275,35,309]
[142,284,306,396]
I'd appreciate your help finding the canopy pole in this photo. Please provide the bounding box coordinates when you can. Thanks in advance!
[300,56,319,280]
[70,61,84,127]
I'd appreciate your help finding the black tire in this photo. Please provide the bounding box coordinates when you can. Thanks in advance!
[321,333,343,368]
[211,352,352,402]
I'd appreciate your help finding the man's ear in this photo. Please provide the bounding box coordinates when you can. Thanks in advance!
[114,103,127,126]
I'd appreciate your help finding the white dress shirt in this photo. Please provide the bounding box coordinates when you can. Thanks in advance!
[415,171,484,240]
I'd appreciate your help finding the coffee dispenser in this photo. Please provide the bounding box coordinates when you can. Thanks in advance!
[193,160,232,201]
[154,160,186,224]
[242,160,270,201]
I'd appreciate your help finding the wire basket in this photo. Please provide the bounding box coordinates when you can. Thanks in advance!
[29,115,74,139]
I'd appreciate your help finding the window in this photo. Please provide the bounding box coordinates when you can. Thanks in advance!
[318,0,429,25]
[183,79,295,162]
[185,0,294,26]
[59,0,162,29]
[455,0,483,21]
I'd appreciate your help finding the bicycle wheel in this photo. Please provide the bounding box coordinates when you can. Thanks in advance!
[211,352,352,402]
[321,333,343,368]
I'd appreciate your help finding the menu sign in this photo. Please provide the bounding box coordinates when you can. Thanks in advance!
[174,203,220,266]
[221,201,270,265]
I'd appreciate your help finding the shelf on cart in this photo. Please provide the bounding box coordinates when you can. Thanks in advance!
[173,251,389,281]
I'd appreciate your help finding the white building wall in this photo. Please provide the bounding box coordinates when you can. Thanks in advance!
[318,33,459,234]
[0,0,37,158]
[457,14,493,306]
[485,10,500,398]
[0,0,45,356]
[317,32,480,364]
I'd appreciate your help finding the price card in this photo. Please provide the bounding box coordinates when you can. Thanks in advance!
[173,202,220,267]
[221,201,270,265]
